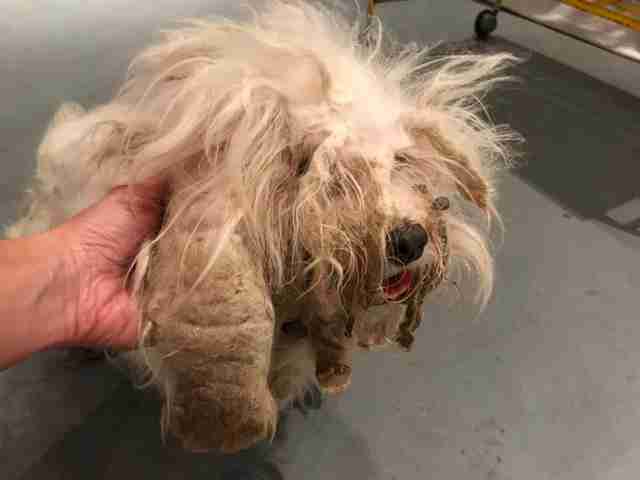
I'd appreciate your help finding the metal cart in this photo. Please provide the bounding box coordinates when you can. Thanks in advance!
[472,0,640,63]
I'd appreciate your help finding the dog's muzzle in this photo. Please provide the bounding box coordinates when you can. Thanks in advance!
[380,223,429,301]
[393,200,450,351]
[386,223,429,265]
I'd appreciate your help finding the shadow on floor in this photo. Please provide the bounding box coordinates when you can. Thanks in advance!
[19,380,282,480]
[434,37,640,240]
[19,377,380,480]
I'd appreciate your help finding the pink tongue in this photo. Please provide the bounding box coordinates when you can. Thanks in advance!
[383,271,412,298]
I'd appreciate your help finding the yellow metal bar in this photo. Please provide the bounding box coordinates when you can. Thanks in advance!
[561,0,640,32]
[368,0,375,16]
[625,4,640,15]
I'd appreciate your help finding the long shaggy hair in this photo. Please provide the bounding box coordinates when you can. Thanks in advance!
[6,0,519,453]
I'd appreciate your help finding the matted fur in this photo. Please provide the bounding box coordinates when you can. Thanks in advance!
[6,0,519,453]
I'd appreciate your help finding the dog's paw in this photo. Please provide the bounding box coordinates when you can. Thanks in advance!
[219,390,278,454]
[317,364,352,395]
[169,383,278,454]
[293,385,324,415]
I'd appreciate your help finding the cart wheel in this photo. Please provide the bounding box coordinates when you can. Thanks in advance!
[475,9,498,40]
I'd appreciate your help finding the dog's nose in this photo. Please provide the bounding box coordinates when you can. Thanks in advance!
[387,223,428,264]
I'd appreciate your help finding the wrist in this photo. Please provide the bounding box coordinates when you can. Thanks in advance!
[0,228,77,366]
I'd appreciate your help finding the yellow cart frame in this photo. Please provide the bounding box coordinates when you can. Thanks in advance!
[473,0,640,63]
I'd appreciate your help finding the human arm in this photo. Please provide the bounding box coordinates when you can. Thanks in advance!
[0,179,166,369]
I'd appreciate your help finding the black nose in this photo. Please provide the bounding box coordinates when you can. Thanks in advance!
[387,223,428,265]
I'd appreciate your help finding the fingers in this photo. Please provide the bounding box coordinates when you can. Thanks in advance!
[58,175,169,271]
[132,174,170,206]
[115,174,170,221]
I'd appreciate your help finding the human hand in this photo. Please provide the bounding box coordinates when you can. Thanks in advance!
[56,178,167,350]
[0,178,167,369]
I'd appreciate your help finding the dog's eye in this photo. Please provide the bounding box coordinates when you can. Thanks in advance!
[394,153,411,165]
[296,157,312,177]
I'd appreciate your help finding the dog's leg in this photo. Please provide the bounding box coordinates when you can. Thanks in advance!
[144,228,277,453]
[269,334,321,409]
[306,314,354,395]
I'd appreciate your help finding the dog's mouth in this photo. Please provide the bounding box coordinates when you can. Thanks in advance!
[382,270,414,300]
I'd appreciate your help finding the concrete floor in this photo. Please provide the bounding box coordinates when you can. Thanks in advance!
[2,1,640,479]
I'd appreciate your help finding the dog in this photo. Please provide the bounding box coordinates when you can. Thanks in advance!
[6,0,518,453]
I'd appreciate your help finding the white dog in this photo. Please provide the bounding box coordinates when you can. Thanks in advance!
[6,0,518,453]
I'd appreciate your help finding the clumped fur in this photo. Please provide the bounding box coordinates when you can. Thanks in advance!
[6,0,519,453]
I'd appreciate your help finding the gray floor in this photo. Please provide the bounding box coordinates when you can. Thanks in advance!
[378,1,640,98]
[3,1,640,479]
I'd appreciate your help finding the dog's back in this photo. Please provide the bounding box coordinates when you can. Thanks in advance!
[5,101,129,238]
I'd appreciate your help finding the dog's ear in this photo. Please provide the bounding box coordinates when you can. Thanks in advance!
[423,126,492,213]
[402,116,494,214]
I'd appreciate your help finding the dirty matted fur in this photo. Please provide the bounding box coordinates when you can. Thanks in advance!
[6,0,519,453]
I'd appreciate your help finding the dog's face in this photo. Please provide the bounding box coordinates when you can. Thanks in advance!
[296,115,447,285]
[283,106,458,349]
